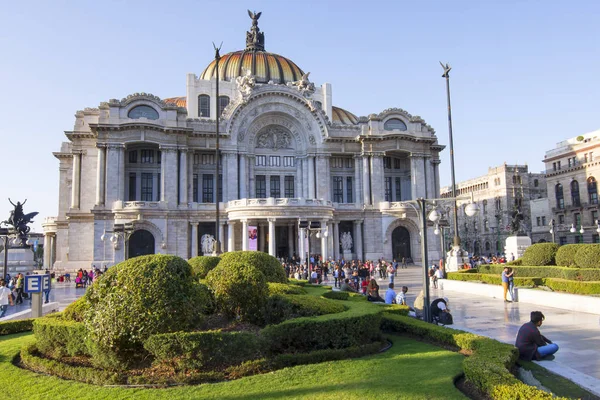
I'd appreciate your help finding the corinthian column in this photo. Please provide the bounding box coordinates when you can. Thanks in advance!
[191,222,199,257]
[71,152,81,209]
[95,146,106,206]
[179,149,188,205]
[308,156,315,199]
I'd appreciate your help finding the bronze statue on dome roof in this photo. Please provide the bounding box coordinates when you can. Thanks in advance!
[246,10,265,51]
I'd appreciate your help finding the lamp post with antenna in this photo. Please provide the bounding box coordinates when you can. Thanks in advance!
[213,42,222,255]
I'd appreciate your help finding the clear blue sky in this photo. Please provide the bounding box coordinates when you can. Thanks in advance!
[1,0,599,232]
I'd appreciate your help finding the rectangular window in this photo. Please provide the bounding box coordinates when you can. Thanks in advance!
[593,234,599,244]
[331,157,342,169]
[553,162,556,171]
[592,210,598,224]
[590,152,594,162]
[193,174,198,202]
[202,154,215,165]
[383,157,392,169]
[557,161,561,170]
[256,155,267,166]
[256,175,266,198]
[141,150,154,163]
[346,176,353,203]
[575,213,581,227]
[559,236,567,245]
[558,214,565,224]
[199,95,210,117]
[193,154,200,165]
[218,96,229,117]
[157,173,161,201]
[128,150,137,163]
[395,177,402,201]
[157,151,161,164]
[568,158,573,167]
[542,216,546,226]
[333,176,343,203]
[284,176,294,198]
[141,173,153,201]
[585,153,589,163]
[202,174,213,203]
[536,217,541,226]
[128,173,136,201]
[270,175,280,198]
[384,177,393,202]
[345,158,353,169]
[270,156,281,167]
[218,174,223,202]
[283,156,295,167]
[394,158,401,169]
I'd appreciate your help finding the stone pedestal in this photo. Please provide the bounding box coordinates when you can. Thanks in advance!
[0,247,37,275]
[504,235,531,260]
[342,250,353,261]
[446,246,469,272]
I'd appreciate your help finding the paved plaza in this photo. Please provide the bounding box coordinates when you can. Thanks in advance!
[0,282,85,320]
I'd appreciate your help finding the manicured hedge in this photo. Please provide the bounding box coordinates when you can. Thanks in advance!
[322,291,349,300]
[521,243,559,266]
[188,256,221,279]
[477,264,600,281]
[219,251,287,283]
[0,318,34,336]
[574,244,600,269]
[145,330,263,370]
[261,306,382,354]
[555,244,584,267]
[381,313,563,400]
[448,271,600,295]
[263,294,346,325]
[267,282,307,295]
[63,296,91,322]
[33,317,89,358]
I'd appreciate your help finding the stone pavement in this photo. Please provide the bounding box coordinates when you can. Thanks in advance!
[323,265,600,396]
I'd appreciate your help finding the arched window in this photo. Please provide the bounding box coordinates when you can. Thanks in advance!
[534,179,539,187]
[484,219,489,231]
[495,197,501,211]
[485,241,491,251]
[483,200,488,213]
[384,118,407,131]
[555,183,564,209]
[218,96,230,117]
[571,180,581,207]
[128,105,159,120]
[588,177,598,205]
[198,95,210,117]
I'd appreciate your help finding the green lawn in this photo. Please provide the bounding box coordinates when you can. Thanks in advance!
[0,332,465,400]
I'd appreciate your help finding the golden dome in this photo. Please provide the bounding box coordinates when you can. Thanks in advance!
[332,106,358,125]
[200,11,305,84]
[163,96,186,107]
[200,51,304,85]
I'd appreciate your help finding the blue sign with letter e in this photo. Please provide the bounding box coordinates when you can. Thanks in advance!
[42,274,51,292]
[24,275,42,293]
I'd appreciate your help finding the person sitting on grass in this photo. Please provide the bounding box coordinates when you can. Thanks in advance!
[340,278,357,293]
[384,283,397,304]
[395,286,408,306]
[366,279,384,302]
[516,311,559,361]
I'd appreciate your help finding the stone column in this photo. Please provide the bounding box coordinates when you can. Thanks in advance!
[43,234,51,269]
[432,159,441,199]
[71,152,81,209]
[327,223,334,259]
[50,235,55,269]
[268,218,276,256]
[225,152,238,201]
[354,155,362,205]
[370,153,384,206]
[362,155,371,205]
[187,151,194,203]
[302,157,309,198]
[228,221,236,252]
[259,223,266,252]
[239,154,247,198]
[308,156,315,199]
[316,155,330,200]
[220,152,227,203]
[105,145,123,206]
[95,146,106,206]
[248,156,255,198]
[179,150,188,205]
[410,153,426,199]
[191,222,199,257]
[160,149,167,202]
[354,221,363,261]
[320,220,328,260]
[220,222,226,253]
[242,220,249,251]
[333,221,340,260]
[118,146,125,201]
[296,158,303,198]
[162,147,178,206]
[288,224,294,257]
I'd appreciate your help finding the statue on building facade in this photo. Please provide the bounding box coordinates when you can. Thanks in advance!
[2,199,38,239]
[201,234,216,254]
[246,10,265,51]
[235,67,256,104]
[341,232,353,251]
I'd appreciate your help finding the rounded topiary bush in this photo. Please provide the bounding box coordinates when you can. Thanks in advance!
[555,244,584,267]
[188,256,221,279]
[521,243,559,266]
[63,295,92,322]
[219,251,286,283]
[206,262,268,322]
[83,254,204,368]
[574,244,600,269]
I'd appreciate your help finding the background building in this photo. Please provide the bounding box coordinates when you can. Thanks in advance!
[43,12,444,270]
[441,163,546,256]
[543,130,600,245]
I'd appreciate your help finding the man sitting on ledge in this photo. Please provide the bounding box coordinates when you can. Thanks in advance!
[340,278,357,293]
[515,311,559,361]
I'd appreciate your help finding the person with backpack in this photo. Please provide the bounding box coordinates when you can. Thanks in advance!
[431,297,453,325]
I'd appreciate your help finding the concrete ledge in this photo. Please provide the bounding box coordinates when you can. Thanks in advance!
[438,279,600,315]
[0,302,60,321]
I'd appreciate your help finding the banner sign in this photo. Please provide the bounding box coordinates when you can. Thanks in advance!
[248,225,258,251]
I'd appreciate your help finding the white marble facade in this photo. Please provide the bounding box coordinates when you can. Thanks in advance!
[43,13,443,270]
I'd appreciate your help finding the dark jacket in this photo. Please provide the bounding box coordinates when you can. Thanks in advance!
[515,321,551,361]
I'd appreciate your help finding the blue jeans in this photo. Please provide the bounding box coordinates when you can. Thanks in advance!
[0,305,7,318]
[538,343,559,358]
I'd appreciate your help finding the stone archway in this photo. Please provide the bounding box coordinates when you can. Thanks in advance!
[391,226,411,261]
[128,229,155,259]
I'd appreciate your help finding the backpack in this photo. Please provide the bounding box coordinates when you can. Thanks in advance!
[439,312,453,325]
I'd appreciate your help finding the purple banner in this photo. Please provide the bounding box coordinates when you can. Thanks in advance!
[248,225,258,251]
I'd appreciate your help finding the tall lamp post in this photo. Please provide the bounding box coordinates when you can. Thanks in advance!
[213,42,222,255]
[441,62,464,272]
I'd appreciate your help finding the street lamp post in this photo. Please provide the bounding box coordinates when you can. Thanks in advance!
[213,42,222,255]
[299,221,328,281]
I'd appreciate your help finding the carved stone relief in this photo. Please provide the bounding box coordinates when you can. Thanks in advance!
[256,126,293,150]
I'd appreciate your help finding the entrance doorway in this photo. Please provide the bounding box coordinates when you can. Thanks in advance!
[391,226,411,261]
[128,229,155,259]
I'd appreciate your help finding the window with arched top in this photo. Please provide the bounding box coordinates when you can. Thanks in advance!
[128,105,159,120]
[484,219,489,231]
[198,95,210,117]
[384,118,407,131]
[571,180,581,207]
[218,96,230,117]
[555,183,564,209]
[483,200,488,214]
[588,177,598,205]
